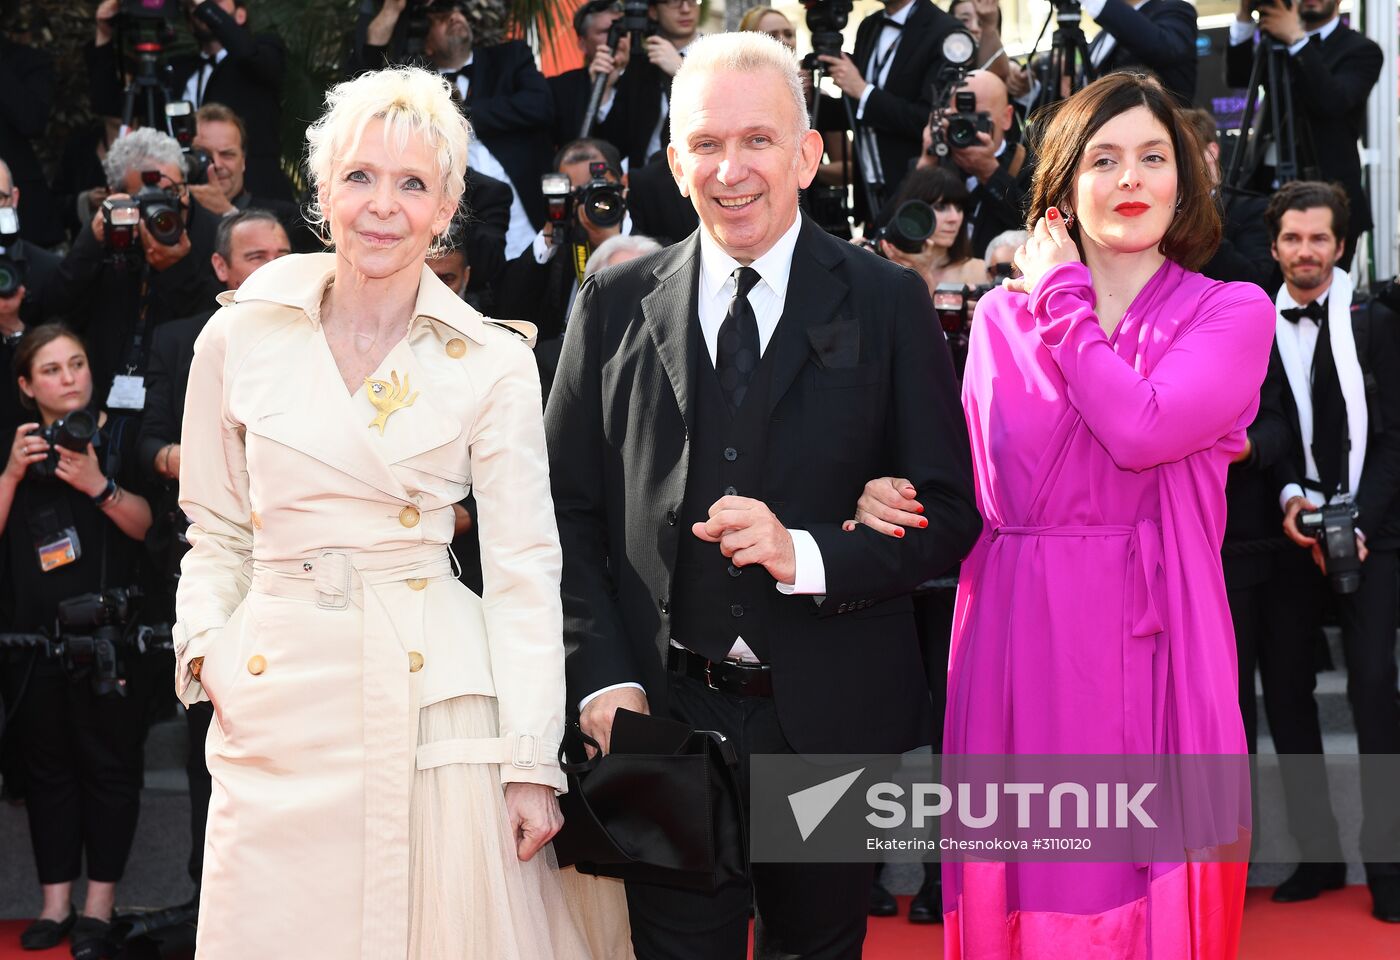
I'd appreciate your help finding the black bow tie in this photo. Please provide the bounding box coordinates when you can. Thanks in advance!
[880,15,904,29]
[1281,299,1327,324]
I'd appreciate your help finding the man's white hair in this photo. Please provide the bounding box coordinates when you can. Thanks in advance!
[669,32,810,144]
[103,128,187,191]
[985,229,1028,259]
[584,234,663,278]
[304,66,471,258]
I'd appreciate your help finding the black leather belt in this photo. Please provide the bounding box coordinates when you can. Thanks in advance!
[667,646,774,698]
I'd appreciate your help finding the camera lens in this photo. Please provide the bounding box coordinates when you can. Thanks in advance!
[56,410,98,452]
[884,199,936,254]
[145,204,184,246]
[947,117,978,148]
[584,186,626,228]
[0,256,21,298]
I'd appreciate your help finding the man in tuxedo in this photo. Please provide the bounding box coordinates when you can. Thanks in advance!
[915,70,1032,260]
[1083,0,1199,105]
[361,0,555,260]
[548,0,631,153]
[546,33,980,958]
[89,0,291,201]
[1226,0,1381,270]
[604,0,702,171]
[817,0,962,224]
[496,139,633,392]
[1256,181,1400,923]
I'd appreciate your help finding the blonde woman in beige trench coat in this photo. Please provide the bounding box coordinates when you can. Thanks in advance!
[173,67,629,959]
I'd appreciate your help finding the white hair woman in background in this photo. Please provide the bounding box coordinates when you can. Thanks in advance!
[173,66,621,958]
[583,234,663,280]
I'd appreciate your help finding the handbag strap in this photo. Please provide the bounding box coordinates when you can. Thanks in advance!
[559,722,604,775]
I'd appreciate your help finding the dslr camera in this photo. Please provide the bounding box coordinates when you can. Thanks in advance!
[1296,498,1362,594]
[0,207,23,299]
[27,411,99,481]
[929,87,992,158]
[863,199,936,256]
[165,100,213,186]
[0,588,164,698]
[542,161,627,233]
[102,169,186,261]
[801,0,854,64]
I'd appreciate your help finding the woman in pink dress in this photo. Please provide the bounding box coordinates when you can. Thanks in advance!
[853,72,1273,957]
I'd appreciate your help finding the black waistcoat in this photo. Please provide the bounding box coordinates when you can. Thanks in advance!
[670,335,779,662]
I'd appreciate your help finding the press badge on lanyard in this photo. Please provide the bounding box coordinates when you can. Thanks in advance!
[37,527,82,572]
[107,374,146,411]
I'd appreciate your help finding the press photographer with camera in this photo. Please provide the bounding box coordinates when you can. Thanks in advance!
[548,0,631,153]
[818,0,964,223]
[41,129,222,417]
[0,162,61,471]
[187,104,303,239]
[1257,180,1400,922]
[918,69,1031,259]
[597,0,701,172]
[88,0,292,201]
[0,324,155,955]
[872,166,986,297]
[1082,0,1199,106]
[1226,0,1381,270]
[359,0,554,259]
[497,138,632,392]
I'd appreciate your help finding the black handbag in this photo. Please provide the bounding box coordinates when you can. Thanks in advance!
[553,708,749,892]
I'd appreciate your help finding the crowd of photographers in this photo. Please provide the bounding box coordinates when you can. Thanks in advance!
[0,0,1395,951]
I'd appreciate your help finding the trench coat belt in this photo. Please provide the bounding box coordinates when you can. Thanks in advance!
[250,543,452,960]
[987,520,1165,756]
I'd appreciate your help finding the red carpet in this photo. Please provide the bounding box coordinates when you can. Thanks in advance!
[4,889,1396,957]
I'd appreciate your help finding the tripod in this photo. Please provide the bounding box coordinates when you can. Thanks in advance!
[1223,34,1319,195]
[120,42,171,132]
[1032,1,1094,112]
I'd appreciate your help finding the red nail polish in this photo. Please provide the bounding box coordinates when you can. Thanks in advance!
[894,528,905,538]
[1047,208,1059,221]
[914,504,924,514]
[919,519,928,528]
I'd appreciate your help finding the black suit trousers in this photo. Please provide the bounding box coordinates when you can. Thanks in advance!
[624,672,872,960]
[186,701,214,889]
[1245,547,1400,876]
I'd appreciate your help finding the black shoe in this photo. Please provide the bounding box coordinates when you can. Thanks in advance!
[69,915,112,960]
[1271,862,1347,903]
[868,881,898,917]
[908,878,943,924]
[1371,877,1400,923]
[20,908,75,950]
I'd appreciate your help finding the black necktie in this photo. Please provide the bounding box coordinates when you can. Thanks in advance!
[1281,299,1326,324]
[716,267,762,415]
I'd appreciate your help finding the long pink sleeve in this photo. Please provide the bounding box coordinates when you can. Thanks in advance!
[1029,262,1276,471]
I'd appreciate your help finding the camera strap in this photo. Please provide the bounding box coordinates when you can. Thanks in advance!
[572,241,589,286]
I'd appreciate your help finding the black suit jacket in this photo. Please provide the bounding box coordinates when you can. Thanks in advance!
[87,5,291,201]
[548,68,594,153]
[847,0,961,213]
[1225,21,1381,234]
[1222,345,1292,588]
[137,309,213,482]
[462,167,513,297]
[605,59,671,171]
[1202,189,1277,291]
[626,151,697,245]
[0,41,62,246]
[1089,0,1198,106]
[1265,298,1400,548]
[545,215,981,753]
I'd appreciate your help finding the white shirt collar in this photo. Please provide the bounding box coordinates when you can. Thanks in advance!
[698,213,802,304]
[885,1,916,27]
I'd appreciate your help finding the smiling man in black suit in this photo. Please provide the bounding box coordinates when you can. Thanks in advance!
[546,32,980,959]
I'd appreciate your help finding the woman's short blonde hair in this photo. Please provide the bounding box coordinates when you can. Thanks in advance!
[304,66,471,258]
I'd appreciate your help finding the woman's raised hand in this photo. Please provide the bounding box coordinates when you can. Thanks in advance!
[1004,207,1082,294]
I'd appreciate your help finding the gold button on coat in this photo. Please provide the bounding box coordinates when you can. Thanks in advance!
[406,578,428,591]
[446,338,467,358]
[247,655,267,676]
[408,651,425,673]
[399,506,420,527]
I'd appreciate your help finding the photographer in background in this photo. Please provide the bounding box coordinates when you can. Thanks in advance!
[1083,0,1198,106]
[0,33,62,247]
[0,325,155,956]
[1257,181,1400,923]
[497,138,633,393]
[88,0,292,201]
[601,0,701,171]
[0,158,61,445]
[818,0,962,224]
[136,208,288,915]
[918,69,1030,259]
[41,129,222,415]
[360,0,554,259]
[188,104,305,244]
[549,0,631,154]
[1226,0,1381,269]
[1183,108,1276,290]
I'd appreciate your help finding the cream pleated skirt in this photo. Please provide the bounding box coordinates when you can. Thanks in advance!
[410,695,635,960]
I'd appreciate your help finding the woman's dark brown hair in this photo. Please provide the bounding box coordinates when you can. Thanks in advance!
[889,165,975,265]
[12,324,88,411]
[1026,70,1220,272]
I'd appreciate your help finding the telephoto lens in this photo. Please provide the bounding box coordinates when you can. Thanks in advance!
[27,411,99,481]
[136,170,185,246]
[880,199,936,254]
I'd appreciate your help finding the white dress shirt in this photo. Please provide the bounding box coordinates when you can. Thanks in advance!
[1275,300,1327,510]
[444,58,539,260]
[579,215,829,710]
[854,0,916,185]
[182,48,229,107]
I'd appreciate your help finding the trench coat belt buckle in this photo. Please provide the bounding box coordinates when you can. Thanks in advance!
[313,551,353,611]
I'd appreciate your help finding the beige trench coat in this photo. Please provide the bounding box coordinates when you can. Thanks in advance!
[172,252,567,958]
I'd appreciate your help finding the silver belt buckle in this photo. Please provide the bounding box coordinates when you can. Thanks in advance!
[314,551,351,610]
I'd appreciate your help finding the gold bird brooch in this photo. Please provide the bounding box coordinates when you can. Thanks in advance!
[365,371,419,434]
